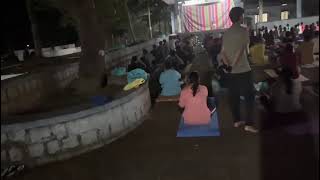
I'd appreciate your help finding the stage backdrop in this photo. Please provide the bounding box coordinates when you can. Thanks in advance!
[182,0,235,32]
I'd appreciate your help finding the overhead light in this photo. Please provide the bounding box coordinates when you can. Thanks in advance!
[281,3,288,6]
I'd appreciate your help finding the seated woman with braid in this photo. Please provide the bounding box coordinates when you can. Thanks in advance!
[179,71,211,125]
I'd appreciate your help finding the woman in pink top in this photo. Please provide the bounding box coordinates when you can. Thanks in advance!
[179,72,211,125]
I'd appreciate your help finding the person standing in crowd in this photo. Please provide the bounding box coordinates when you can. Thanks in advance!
[297,32,315,65]
[156,41,164,62]
[303,25,310,37]
[279,44,300,79]
[169,36,177,51]
[299,22,305,34]
[273,26,279,40]
[259,68,303,129]
[142,49,155,69]
[313,31,319,55]
[290,27,297,40]
[151,44,157,57]
[210,36,222,68]
[127,56,146,72]
[221,7,258,133]
[286,24,291,32]
[279,25,283,35]
[179,71,211,125]
[280,27,287,40]
[266,30,275,46]
[165,50,185,72]
[163,39,169,58]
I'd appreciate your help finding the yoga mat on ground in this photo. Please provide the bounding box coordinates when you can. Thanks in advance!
[177,97,220,137]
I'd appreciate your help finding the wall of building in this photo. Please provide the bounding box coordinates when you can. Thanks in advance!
[257,16,319,30]
[245,3,297,27]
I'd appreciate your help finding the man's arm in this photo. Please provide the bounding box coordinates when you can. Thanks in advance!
[231,44,247,67]
[221,47,231,66]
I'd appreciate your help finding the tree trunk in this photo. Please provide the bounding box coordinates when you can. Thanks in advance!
[26,0,42,57]
[71,0,106,94]
[125,0,137,43]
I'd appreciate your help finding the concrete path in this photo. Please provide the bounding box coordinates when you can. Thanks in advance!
[13,53,318,180]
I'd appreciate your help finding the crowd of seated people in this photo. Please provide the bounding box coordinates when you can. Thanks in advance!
[125,37,195,102]
[201,19,319,131]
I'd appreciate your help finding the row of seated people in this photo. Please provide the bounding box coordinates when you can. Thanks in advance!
[249,31,319,66]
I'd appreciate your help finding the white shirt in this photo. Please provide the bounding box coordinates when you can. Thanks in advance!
[169,39,176,51]
[313,37,319,54]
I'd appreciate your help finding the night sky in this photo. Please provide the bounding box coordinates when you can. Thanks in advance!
[0,0,78,53]
[0,0,32,51]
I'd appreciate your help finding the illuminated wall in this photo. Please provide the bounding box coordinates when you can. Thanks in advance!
[181,0,235,32]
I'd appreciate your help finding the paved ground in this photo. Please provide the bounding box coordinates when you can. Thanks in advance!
[12,53,318,180]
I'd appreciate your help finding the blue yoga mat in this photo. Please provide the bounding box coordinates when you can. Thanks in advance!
[177,97,220,137]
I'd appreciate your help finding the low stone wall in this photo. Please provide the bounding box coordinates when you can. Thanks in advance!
[1,63,79,116]
[1,84,151,167]
[1,38,162,116]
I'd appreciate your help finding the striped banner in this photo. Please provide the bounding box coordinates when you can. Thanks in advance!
[182,0,234,32]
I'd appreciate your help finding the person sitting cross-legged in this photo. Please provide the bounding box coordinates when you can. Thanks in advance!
[159,60,182,97]
[259,67,304,129]
[179,71,211,125]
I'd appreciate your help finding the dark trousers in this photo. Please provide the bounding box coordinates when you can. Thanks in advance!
[226,71,255,125]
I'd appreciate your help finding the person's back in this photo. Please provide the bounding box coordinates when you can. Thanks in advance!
[250,42,265,65]
[297,33,315,65]
[159,61,181,96]
[222,22,251,74]
[221,7,258,133]
[280,44,299,79]
[179,72,211,125]
[313,32,319,54]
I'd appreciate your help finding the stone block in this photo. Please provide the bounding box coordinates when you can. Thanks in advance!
[109,117,124,135]
[51,124,67,139]
[7,88,18,99]
[1,133,7,144]
[1,150,7,161]
[30,127,52,143]
[8,130,25,142]
[28,143,44,158]
[1,90,7,103]
[17,85,25,95]
[66,116,107,135]
[24,82,31,92]
[9,147,23,162]
[66,119,90,135]
[47,140,60,154]
[81,130,98,146]
[31,80,38,90]
[62,136,79,150]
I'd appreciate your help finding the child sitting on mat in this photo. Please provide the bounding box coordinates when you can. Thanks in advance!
[179,71,211,125]
[159,60,182,96]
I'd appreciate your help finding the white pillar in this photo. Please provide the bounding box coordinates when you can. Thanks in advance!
[171,11,176,34]
[296,0,302,18]
[148,5,153,39]
[258,0,263,23]
[177,4,182,33]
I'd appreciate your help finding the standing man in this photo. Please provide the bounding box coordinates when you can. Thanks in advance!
[221,7,258,133]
